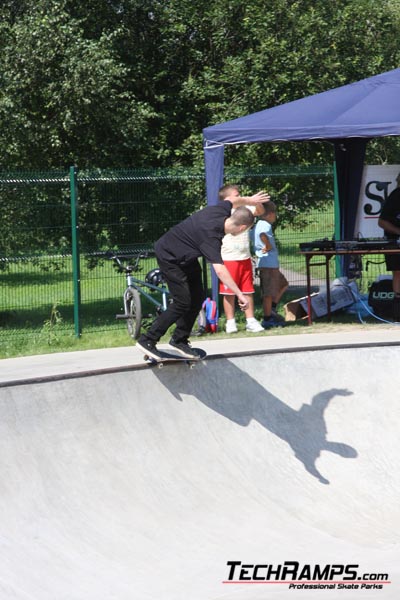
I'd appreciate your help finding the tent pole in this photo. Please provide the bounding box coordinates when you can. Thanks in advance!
[333,161,342,277]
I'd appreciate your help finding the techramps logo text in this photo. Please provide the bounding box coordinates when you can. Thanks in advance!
[223,561,391,591]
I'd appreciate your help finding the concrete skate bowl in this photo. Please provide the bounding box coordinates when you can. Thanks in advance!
[0,344,399,600]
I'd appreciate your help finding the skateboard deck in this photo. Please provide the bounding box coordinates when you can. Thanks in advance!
[142,347,207,369]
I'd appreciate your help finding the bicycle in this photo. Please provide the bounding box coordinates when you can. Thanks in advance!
[107,250,170,339]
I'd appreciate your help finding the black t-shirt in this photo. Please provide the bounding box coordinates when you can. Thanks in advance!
[155,202,232,265]
[380,187,400,239]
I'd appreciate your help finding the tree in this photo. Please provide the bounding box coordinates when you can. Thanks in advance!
[172,0,400,167]
[0,0,155,169]
[2,0,400,255]
[1,0,400,170]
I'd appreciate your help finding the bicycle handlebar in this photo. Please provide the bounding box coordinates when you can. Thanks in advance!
[105,249,155,273]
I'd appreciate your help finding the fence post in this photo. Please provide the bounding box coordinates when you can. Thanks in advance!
[70,165,81,337]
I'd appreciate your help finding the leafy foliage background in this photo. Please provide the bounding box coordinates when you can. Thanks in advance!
[1,0,400,170]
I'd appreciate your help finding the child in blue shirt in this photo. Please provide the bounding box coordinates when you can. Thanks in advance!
[253,201,288,328]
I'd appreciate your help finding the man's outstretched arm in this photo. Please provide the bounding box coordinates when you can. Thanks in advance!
[212,263,249,310]
[227,191,270,209]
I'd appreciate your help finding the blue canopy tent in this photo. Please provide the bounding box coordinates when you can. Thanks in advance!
[203,67,400,297]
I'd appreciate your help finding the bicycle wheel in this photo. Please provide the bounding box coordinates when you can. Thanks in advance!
[124,286,142,339]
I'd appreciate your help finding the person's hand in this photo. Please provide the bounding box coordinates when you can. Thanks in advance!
[262,245,268,254]
[237,294,249,311]
[248,191,270,204]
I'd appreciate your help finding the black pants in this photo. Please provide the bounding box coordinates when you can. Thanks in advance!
[145,258,204,343]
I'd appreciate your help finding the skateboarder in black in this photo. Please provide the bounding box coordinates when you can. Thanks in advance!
[136,192,269,359]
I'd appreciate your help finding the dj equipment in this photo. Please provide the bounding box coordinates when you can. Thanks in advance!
[368,279,396,319]
[299,238,400,252]
[299,237,400,323]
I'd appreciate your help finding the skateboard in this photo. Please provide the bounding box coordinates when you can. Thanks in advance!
[142,347,207,369]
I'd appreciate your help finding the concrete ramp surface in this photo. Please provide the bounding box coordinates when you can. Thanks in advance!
[0,343,399,599]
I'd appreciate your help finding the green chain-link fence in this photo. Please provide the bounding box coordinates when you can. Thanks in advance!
[0,166,387,339]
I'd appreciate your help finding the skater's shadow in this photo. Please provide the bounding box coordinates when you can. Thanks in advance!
[154,358,357,485]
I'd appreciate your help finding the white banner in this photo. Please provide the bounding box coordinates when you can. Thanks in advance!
[354,164,400,238]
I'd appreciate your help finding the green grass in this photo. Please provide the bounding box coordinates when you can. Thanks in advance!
[276,207,386,290]
[1,311,394,360]
[0,206,390,359]
[1,284,393,360]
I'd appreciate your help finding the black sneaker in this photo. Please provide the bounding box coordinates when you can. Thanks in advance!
[136,335,162,360]
[271,309,285,322]
[261,315,285,329]
[169,337,200,358]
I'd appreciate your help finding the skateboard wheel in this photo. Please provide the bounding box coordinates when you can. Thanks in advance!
[157,362,164,369]
[143,355,149,361]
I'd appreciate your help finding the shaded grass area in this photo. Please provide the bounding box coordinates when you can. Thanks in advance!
[0,206,391,358]
[1,283,390,359]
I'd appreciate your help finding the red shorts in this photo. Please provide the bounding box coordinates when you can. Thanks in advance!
[219,258,255,295]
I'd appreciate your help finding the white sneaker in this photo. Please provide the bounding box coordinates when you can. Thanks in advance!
[225,319,238,333]
[246,318,264,333]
